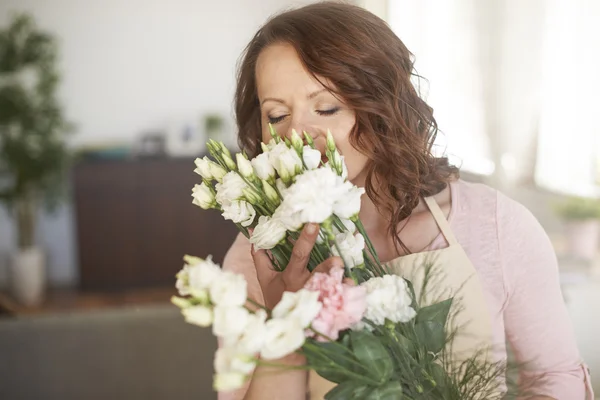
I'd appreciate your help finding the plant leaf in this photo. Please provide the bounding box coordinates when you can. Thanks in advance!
[304,340,360,384]
[415,320,446,354]
[416,298,453,327]
[324,381,368,400]
[350,331,393,384]
[364,381,403,399]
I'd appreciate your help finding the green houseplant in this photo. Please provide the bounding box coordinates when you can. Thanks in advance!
[554,196,600,261]
[0,13,73,305]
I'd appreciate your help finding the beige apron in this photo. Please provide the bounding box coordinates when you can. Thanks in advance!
[308,196,495,399]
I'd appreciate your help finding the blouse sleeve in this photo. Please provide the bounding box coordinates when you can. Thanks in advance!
[497,192,594,399]
[217,233,264,400]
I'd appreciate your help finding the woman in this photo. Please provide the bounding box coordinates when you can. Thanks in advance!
[219,2,593,399]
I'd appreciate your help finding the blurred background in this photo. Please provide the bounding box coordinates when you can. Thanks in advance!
[0,0,598,398]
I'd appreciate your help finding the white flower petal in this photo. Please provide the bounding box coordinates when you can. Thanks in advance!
[260,318,306,360]
[249,215,287,250]
[213,306,250,339]
[302,146,321,170]
[271,289,322,328]
[182,305,213,327]
[209,271,247,307]
[221,200,256,227]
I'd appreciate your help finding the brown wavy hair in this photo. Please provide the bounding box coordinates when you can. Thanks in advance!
[234,1,459,254]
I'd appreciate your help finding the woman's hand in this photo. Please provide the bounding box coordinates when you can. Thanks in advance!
[251,223,344,309]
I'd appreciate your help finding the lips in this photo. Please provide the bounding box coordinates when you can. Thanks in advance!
[321,154,328,164]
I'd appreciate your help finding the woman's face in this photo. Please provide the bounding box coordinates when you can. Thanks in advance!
[255,43,370,185]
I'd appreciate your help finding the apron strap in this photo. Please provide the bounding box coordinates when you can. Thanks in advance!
[424,196,458,246]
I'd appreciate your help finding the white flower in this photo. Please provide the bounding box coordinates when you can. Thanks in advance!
[213,306,250,339]
[214,347,256,375]
[187,256,223,292]
[209,271,248,307]
[275,178,289,197]
[302,146,321,170]
[360,275,416,326]
[251,152,275,180]
[213,348,256,391]
[221,200,256,227]
[333,185,365,219]
[249,215,287,250]
[176,256,221,298]
[182,305,213,327]
[273,206,304,232]
[175,267,191,296]
[269,142,302,178]
[194,156,213,179]
[215,172,249,208]
[278,168,350,224]
[260,318,306,360]
[331,231,365,269]
[210,163,228,182]
[225,309,268,354]
[236,153,254,178]
[271,289,322,328]
[213,372,247,392]
[192,182,216,209]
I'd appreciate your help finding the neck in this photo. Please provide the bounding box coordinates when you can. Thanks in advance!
[352,172,433,234]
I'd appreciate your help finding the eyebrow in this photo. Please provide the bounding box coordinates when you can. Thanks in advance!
[261,88,328,106]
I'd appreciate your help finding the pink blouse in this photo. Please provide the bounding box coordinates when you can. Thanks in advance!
[218,179,594,399]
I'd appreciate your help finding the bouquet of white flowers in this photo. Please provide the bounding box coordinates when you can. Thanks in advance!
[172,126,511,399]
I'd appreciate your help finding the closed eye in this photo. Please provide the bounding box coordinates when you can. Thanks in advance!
[268,115,287,124]
[316,107,340,116]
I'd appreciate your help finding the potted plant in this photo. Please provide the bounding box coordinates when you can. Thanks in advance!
[554,196,600,261]
[203,113,225,142]
[0,14,73,306]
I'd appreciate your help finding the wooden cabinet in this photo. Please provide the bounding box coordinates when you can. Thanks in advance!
[73,157,239,290]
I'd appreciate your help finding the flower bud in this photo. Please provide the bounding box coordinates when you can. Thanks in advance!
[290,129,303,152]
[236,153,254,178]
[303,131,315,148]
[262,179,280,205]
[194,156,213,180]
[223,153,237,171]
[326,129,336,152]
[192,183,216,209]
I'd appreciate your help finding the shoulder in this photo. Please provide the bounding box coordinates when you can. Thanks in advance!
[452,179,540,230]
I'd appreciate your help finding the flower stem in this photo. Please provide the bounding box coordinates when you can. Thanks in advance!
[246,298,268,311]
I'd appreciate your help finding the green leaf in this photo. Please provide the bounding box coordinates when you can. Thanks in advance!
[304,340,360,384]
[415,320,446,354]
[426,362,448,391]
[324,381,369,400]
[416,298,453,327]
[350,331,393,384]
[365,381,403,399]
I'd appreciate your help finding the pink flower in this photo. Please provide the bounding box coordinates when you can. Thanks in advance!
[304,266,366,341]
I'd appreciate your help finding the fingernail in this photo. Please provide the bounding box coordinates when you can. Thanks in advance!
[306,223,317,234]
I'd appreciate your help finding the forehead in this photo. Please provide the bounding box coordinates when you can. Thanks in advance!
[255,43,325,97]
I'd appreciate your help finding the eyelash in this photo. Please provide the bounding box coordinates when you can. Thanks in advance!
[268,107,340,124]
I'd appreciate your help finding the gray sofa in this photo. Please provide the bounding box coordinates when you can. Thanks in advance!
[0,305,217,400]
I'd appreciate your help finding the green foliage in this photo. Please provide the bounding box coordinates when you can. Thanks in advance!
[554,196,600,220]
[0,13,74,247]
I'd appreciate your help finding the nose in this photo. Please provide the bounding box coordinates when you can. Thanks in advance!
[283,117,318,145]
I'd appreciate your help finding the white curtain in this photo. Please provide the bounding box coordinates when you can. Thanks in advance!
[535,0,600,197]
[387,0,493,175]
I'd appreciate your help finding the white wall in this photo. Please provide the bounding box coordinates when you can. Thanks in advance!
[0,0,315,287]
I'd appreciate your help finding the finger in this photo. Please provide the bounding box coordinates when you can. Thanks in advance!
[252,245,278,288]
[283,223,320,285]
[312,256,344,275]
[343,278,355,286]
